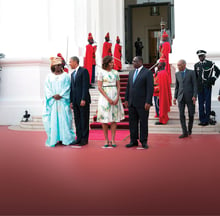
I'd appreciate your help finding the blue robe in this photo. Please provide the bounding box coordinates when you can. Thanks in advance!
[43,72,75,147]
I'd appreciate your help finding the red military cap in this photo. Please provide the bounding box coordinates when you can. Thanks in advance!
[105,32,110,39]
[162,31,168,38]
[57,53,64,61]
[88,32,93,40]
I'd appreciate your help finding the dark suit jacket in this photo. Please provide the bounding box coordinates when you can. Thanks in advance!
[174,68,197,103]
[70,67,91,106]
[125,66,153,108]
[194,60,220,92]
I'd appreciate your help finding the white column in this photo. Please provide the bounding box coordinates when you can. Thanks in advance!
[90,0,125,68]
[0,0,49,58]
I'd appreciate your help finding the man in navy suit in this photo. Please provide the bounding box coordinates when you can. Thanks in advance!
[69,56,91,145]
[125,56,154,149]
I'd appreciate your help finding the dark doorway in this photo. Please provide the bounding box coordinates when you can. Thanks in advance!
[149,29,160,64]
[124,1,174,64]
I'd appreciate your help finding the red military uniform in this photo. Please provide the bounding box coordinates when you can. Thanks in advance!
[84,33,97,84]
[102,32,112,59]
[159,31,171,84]
[113,36,122,71]
[158,68,172,124]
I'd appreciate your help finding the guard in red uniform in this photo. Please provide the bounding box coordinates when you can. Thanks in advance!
[159,31,171,84]
[84,33,97,88]
[113,36,122,71]
[102,32,112,59]
[155,61,172,125]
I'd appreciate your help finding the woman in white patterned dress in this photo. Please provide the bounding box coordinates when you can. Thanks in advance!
[97,56,124,147]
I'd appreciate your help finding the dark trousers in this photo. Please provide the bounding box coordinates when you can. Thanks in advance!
[178,97,195,134]
[73,103,90,142]
[154,96,159,116]
[128,105,149,144]
[198,87,212,124]
[91,65,96,84]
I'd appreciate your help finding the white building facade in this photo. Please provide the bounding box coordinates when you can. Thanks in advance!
[0,0,219,125]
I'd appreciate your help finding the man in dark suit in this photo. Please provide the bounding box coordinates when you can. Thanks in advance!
[173,59,197,138]
[194,50,220,126]
[124,56,153,149]
[69,56,91,145]
[134,37,144,57]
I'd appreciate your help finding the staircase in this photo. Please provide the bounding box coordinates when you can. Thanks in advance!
[89,72,220,134]
[9,87,99,132]
[10,71,220,134]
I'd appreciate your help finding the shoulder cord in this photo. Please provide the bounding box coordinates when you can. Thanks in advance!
[202,63,215,81]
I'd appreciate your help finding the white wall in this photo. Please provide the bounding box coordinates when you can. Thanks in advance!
[0,0,49,58]
[0,0,125,125]
[0,0,124,62]
[170,0,220,63]
[0,58,50,125]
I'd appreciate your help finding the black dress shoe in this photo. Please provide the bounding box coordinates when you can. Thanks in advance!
[126,142,138,148]
[89,85,95,89]
[141,143,149,149]
[188,130,192,135]
[198,122,209,126]
[55,141,63,146]
[155,121,164,125]
[79,140,88,146]
[70,139,81,145]
[179,134,188,138]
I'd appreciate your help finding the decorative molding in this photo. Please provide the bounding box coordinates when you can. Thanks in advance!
[1,58,50,67]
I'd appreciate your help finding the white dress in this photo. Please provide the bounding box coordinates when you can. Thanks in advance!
[42,72,75,147]
[97,69,124,123]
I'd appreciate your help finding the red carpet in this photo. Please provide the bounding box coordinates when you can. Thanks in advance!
[89,129,129,140]
[1,126,220,215]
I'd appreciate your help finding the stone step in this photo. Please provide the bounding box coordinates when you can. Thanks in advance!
[32,112,200,123]
[89,122,220,134]
[13,76,220,134]
[148,123,220,134]
[92,114,200,122]
[18,117,220,134]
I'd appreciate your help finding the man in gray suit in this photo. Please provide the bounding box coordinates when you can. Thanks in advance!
[173,59,197,138]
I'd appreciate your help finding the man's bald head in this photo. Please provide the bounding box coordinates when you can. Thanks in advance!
[177,59,186,71]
